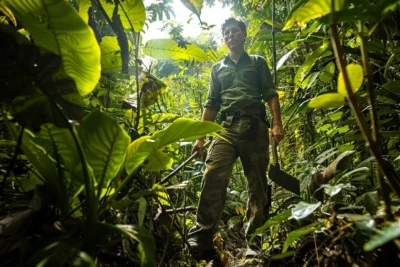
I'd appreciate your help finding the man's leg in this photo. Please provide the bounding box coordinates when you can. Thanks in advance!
[188,136,238,255]
[237,117,270,253]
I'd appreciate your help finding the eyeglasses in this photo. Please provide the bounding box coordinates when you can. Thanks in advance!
[223,27,241,37]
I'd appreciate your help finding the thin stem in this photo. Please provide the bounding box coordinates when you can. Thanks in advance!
[134,32,141,130]
[359,25,394,221]
[330,1,400,208]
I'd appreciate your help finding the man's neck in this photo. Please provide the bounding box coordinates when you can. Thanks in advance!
[229,48,245,63]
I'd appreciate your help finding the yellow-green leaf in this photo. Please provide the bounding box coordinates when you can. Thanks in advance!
[180,0,203,22]
[101,0,145,32]
[144,150,173,171]
[78,0,91,24]
[4,0,101,96]
[308,93,345,109]
[100,36,132,73]
[143,39,208,62]
[125,118,223,174]
[283,0,344,31]
[338,63,364,96]
[79,110,131,193]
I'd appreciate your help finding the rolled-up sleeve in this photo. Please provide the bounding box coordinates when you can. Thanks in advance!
[204,64,221,111]
[258,56,278,102]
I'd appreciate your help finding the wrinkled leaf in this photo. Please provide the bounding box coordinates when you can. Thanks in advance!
[290,201,321,220]
[308,93,345,109]
[4,0,101,96]
[78,0,91,23]
[364,220,400,251]
[338,63,364,96]
[143,39,208,62]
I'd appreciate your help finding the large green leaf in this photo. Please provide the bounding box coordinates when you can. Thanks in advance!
[283,0,344,31]
[308,93,345,109]
[101,0,145,32]
[4,0,101,96]
[364,219,400,251]
[283,225,321,252]
[100,36,132,73]
[290,201,321,220]
[338,63,364,96]
[143,39,208,62]
[143,150,173,171]
[79,110,130,195]
[295,42,331,87]
[249,209,292,243]
[98,223,155,267]
[125,118,224,174]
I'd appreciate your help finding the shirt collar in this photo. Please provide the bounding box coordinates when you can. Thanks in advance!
[224,51,250,64]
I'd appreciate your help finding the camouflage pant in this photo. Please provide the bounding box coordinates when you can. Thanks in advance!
[188,115,270,253]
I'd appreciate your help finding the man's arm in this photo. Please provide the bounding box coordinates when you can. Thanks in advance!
[267,95,284,145]
[191,107,218,157]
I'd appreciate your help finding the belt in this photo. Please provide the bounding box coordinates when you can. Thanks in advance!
[222,107,261,118]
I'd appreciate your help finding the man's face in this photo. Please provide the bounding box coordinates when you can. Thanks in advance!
[223,22,246,51]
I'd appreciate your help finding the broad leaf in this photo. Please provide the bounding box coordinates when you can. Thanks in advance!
[125,118,223,174]
[283,0,344,31]
[98,223,155,267]
[144,150,173,171]
[290,201,321,220]
[4,0,101,96]
[143,39,208,62]
[100,36,132,73]
[295,43,331,87]
[364,219,400,251]
[321,183,356,197]
[308,93,345,109]
[79,110,130,195]
[283,225,321,252]
[338,63,364,96]
[101,0,146,32]
[250,209,292,243]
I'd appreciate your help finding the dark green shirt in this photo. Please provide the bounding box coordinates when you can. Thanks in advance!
[204,52,278,113]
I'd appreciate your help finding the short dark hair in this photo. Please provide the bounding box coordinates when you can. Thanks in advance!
[221,17,247,35]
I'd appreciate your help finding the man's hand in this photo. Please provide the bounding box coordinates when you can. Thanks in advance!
[270,124,284,145]
[191,139,205,157]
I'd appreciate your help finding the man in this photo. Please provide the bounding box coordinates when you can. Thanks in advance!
[188,17,284,263]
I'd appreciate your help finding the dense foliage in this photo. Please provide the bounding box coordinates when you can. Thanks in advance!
[1,0,400,266]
